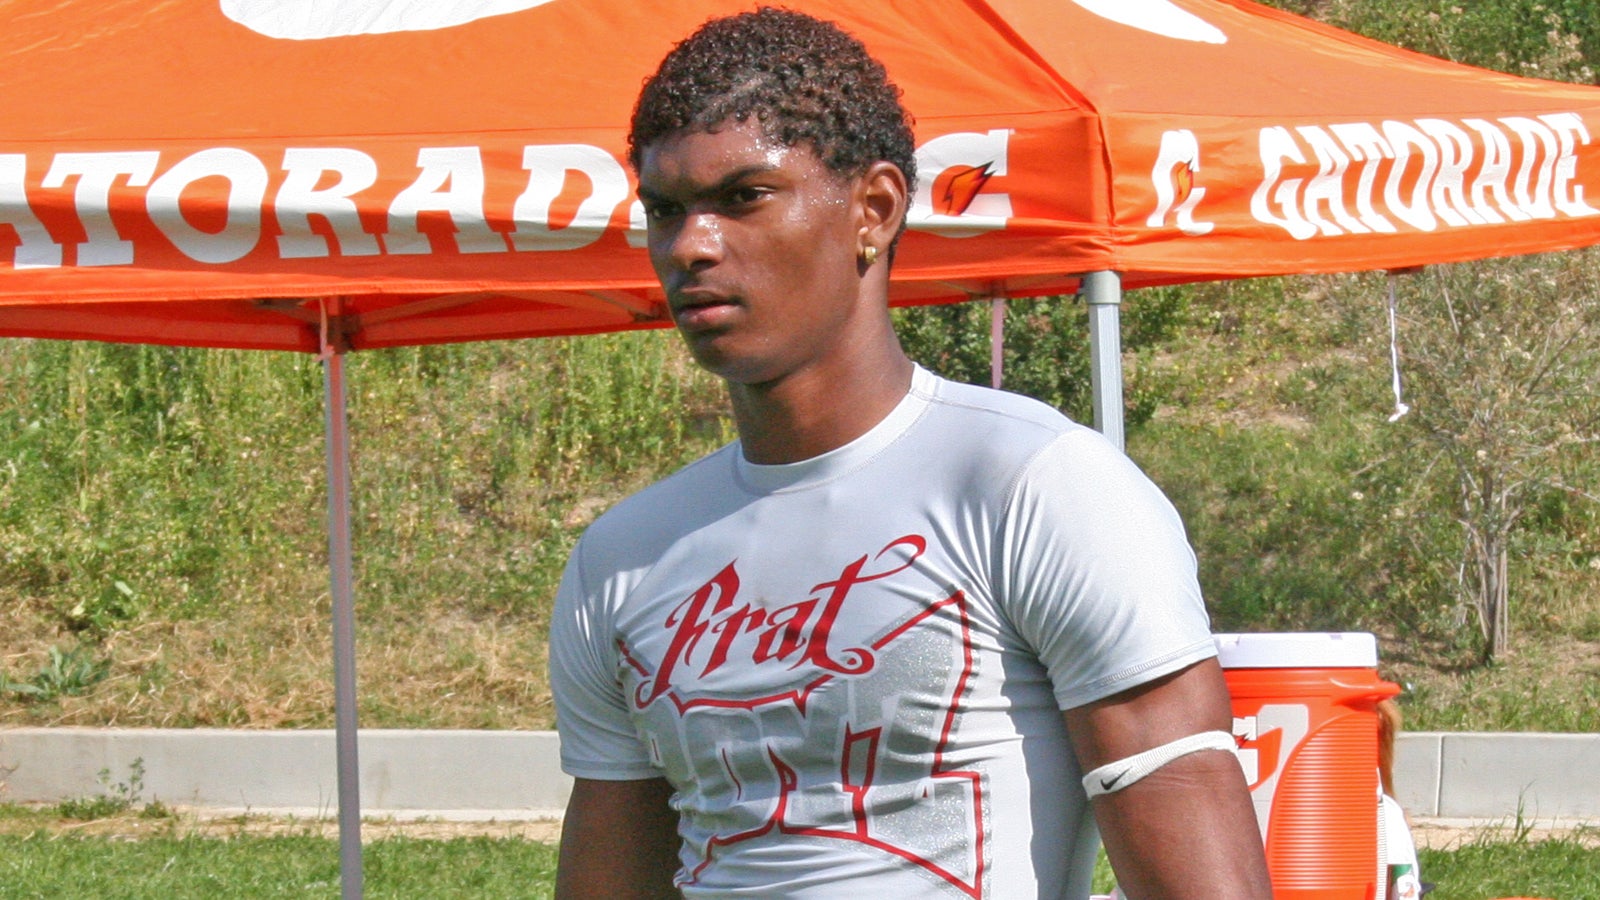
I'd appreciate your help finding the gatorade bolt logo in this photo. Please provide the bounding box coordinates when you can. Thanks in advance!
[1148,129,1215,235]
[936,164,997,218]
[910,130,1014,238]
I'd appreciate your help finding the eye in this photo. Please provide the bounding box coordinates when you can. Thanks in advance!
[643,199,683,223]
[725,185,770,209]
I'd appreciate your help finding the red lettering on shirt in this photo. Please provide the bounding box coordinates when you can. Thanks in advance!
[628,534,927,712]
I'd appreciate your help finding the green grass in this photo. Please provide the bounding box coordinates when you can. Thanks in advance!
[1419,832,1600,900]
[1398,637,1600,733]
[0,832,560,899]
[0,825,1591,899]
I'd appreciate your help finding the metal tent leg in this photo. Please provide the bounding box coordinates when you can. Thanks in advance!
[990,295,1006,389]
[1083,270,1126,452]
[322,339,363,899]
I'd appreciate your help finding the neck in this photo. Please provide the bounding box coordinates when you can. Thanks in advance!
[728,333,914,466]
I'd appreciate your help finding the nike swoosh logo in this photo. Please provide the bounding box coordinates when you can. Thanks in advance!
[1100,770,1129,791]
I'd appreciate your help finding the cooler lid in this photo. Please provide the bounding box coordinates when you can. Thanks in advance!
[1213,632,1380,669]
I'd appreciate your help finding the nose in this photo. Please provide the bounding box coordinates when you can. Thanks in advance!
[659,210,723,272]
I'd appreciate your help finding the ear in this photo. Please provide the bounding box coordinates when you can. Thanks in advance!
[855,160,909,262]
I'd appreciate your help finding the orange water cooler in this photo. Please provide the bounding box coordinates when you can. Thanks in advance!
[1216,632,1401,900]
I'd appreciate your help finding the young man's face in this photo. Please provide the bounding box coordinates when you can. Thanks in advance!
[637,118,870,386]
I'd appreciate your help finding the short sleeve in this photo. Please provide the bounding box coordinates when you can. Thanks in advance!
[548,542,661,780]
[995,428,1216,710]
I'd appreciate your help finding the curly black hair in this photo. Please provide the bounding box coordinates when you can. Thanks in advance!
[628,6,917,196]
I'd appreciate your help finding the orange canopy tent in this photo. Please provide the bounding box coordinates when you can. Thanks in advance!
[7,1,1600,895]
[6,0,1600,346]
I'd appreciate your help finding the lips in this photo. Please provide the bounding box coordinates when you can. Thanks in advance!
[669,288,741,331]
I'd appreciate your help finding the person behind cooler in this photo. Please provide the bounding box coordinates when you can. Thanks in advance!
[548,8,1273,898]
[1380,698,1431,898]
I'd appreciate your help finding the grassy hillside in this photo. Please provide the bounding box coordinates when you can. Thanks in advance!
[0,334,731,729]
[1127,269,1600,731]
[3,265,1597,733]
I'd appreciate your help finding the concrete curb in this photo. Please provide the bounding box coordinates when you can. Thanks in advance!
[1392,731,1600,822]
[2,728,1597,823]
[0,728,570,819]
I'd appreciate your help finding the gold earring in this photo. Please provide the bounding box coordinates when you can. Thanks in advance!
[862,245,879,266]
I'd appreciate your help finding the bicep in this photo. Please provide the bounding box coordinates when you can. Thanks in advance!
[555,776,681,900]
[1061,657,1233,770]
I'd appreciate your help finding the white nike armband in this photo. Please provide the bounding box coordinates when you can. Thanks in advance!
[1081,730,1238,798]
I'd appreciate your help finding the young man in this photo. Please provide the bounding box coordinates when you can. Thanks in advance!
[549,9,1273,898]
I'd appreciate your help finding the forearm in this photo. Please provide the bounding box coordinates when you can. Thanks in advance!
[1091,749,1272,899]
[1064,659,1272,899]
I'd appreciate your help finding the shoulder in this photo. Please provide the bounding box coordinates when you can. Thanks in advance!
[915,372,1086,461]
[918,372,1073,435]
[914,373,1128,489]
[568,442,744,582]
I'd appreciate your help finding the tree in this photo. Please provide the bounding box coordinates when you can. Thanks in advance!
[1387,252,1600,661]
[1267,0,1599,84]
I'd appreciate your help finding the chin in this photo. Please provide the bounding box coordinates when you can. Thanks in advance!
[698,356,787,388]
[680,335,766,384]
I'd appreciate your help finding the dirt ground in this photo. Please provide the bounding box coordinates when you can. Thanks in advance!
[1408,818,1600,850]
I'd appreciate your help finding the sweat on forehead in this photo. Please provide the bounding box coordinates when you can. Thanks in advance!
[627,6,917,193]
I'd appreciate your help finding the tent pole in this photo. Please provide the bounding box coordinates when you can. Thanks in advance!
[989,295,1006,389]
[1083,271,1125,451]
[321,316,364,900]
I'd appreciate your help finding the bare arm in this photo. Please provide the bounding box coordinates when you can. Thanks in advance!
[1063,658,1273,900]
[555,776,681,900]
